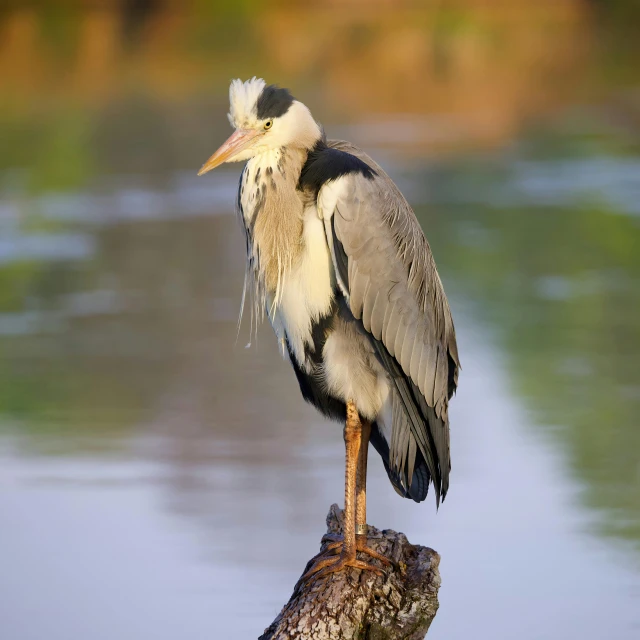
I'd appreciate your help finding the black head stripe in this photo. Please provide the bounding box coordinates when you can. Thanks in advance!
[256,85,294,119]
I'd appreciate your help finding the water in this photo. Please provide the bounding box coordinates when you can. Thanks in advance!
[1,4,640,639]
[2,152,639,638]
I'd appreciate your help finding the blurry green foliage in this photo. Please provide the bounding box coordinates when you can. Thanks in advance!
[0,111,95,192]
[0,262,44,312]
[28,112,95,192]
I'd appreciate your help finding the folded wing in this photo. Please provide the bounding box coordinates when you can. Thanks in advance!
[319,140,460,502]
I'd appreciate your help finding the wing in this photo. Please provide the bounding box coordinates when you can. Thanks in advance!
[320,140,460,502]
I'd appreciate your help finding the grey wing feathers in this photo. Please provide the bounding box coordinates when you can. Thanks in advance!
[325,140,460,502]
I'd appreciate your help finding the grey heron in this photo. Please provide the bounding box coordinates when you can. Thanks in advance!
[198,78,460,580]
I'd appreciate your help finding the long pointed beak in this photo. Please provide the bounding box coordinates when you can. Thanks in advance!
[197,129,261,176]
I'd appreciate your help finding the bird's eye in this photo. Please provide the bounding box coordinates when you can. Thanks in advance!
[264,120,273,130]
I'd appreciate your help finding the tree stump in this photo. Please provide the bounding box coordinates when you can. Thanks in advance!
[259,504,441,640]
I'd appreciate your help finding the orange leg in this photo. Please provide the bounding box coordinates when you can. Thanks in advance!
[356,419,370,530]
[302,404,390,582]
[321,419,392,566]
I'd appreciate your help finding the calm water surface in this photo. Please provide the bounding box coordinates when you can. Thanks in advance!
[1,126,640,638]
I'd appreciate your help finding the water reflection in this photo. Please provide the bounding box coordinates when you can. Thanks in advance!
[2,2,640,639]
[2,139,640,638]
[415,124,640,552]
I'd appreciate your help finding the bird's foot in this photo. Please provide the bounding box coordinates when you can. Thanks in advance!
[301,547,383,583]
[301,533,391,583]
[321,532,393,567]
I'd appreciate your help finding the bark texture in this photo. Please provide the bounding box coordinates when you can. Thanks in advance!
[259,504,440,640]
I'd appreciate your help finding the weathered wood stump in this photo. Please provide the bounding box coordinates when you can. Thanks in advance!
[259,504,440,640]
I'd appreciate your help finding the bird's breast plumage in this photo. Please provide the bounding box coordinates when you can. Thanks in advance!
[238,148,306,296]
[268,205,335,368]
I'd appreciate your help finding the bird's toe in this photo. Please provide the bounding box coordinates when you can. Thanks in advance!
[355,537,394,567]
[301,537,390,583]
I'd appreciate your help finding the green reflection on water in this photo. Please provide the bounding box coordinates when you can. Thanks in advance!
[417,146,640,552]
[1,122,639,557]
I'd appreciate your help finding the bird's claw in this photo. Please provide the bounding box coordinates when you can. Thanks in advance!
[301,533,391,583]
[321,533,394,567]
[301,549,384,583]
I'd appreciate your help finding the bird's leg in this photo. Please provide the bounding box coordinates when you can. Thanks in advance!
[356,418,371,533]
[302,402,386,582]
[322,419,391,566]
[355,420,392,564]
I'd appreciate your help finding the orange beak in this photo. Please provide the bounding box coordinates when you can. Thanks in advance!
[197,129,261,176]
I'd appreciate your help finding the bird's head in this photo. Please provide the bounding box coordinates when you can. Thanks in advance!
[198,77,322,176]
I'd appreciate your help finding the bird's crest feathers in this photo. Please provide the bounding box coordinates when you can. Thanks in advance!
[228,77,267,129]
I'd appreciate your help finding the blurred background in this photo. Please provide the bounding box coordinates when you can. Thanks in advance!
[0,1,639,639]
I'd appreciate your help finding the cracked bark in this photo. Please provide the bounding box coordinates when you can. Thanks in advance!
[259,504,440,640]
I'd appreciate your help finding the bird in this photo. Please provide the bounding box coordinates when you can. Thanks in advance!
[198,78,460,580]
